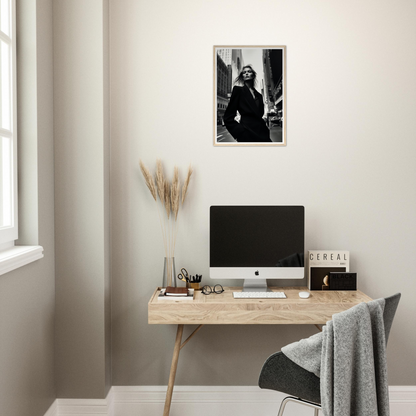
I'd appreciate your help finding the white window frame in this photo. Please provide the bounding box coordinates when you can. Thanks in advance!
[0,0,17,246]
[0,0,43,274]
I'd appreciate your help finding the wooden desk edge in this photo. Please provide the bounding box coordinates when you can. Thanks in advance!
[148,287,161,304]
[148,287,373,325]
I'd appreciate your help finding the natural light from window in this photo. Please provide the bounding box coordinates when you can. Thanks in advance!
[0,0,16,242]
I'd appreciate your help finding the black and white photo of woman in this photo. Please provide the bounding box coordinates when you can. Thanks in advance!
[223,65,271,143]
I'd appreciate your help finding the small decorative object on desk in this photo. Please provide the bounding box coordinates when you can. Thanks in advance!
[157,287,195,301]
[163,257,176,288]
[308,250,349,291]
[328,272,357,290]
[139,159,193,288]
[165,286,188,296]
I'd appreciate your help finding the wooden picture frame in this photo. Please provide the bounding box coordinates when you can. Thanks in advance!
[214,46,287,146]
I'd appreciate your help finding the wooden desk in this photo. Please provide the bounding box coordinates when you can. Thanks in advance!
[148,286,372,416]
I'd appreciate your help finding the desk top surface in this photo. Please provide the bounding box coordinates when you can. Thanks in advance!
[148,286,372,325]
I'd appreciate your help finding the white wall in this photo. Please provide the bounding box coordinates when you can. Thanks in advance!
[110,0,416,386]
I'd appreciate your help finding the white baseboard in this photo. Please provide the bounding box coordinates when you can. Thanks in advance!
[44,390,114,416]
[44,400,58,416]
[389,386,416,416]
[112,386,290,416]
[44,385,416,416]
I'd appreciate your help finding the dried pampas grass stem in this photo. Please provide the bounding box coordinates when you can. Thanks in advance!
[182,164,193,205]
[156,159,165,203]
[163,180,170,219]
[139,160,157,201]
[171,167,180,221]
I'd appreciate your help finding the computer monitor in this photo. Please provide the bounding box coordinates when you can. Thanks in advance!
[209,205,305,291]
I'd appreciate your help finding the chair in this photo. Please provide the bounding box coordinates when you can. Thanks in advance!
[258,293,401,416]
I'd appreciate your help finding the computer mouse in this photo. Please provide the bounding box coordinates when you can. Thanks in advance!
[299,291,310,299]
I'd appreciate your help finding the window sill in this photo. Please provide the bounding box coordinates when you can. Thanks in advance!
[0,245,44,276]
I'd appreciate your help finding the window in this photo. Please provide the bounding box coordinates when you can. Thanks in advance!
[0,0,17,247]
[0,0,42,275]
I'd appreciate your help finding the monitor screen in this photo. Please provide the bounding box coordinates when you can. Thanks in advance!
[209,205,305,283]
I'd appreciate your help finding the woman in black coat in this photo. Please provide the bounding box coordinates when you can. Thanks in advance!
[224,65,271,143]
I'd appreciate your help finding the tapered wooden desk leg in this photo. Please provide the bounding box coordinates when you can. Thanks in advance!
[163,324,184,416]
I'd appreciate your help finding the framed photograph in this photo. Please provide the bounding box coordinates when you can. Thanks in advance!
[214,45,286,146]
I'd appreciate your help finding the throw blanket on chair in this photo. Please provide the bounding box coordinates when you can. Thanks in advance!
[282,299,390,416]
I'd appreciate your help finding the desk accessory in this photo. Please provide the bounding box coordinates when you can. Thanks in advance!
[191,274,202,283]
[187,274,202,290]
[158,287,195,301]
[308,250,349,290]
[139,160,193,287]
[233,291,286,299]
[163,257,177,288]
[165,286,188,296]
[202,284,224,295]
[299,291,310,299]
[178,268,202,289]
[177,268,190,283]
[328,272,357,290]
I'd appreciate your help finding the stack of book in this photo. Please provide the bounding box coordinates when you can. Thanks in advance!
[157,286,195,301]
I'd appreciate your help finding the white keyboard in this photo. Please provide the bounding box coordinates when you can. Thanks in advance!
[233,291,286,299]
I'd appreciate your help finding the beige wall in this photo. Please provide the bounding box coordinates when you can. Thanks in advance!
[2,0,112,406]
[54,0,111,399]
[0,0,56,415]
[110,0,416,386]
[2,1,415,413]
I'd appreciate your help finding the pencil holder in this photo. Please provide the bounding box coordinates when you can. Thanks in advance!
[187,282,201,290]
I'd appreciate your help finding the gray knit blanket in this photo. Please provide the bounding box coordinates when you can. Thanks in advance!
[282,299,389,416]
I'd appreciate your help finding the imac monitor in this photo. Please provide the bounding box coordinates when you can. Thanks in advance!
[209,205,305,291]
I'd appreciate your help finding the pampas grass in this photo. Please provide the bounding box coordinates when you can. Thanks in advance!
[156,159,165,203]
[139,160,157,201]
[182,164,193,205]
[139,159,193,286]
[171,167,180,221]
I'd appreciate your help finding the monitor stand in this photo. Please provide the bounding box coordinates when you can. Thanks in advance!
[242,279,270,292]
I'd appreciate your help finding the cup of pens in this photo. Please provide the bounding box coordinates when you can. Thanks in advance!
[177,268,202,290]
[187,275,202,290]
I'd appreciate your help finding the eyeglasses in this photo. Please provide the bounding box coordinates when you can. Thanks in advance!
[201,284,224,295]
